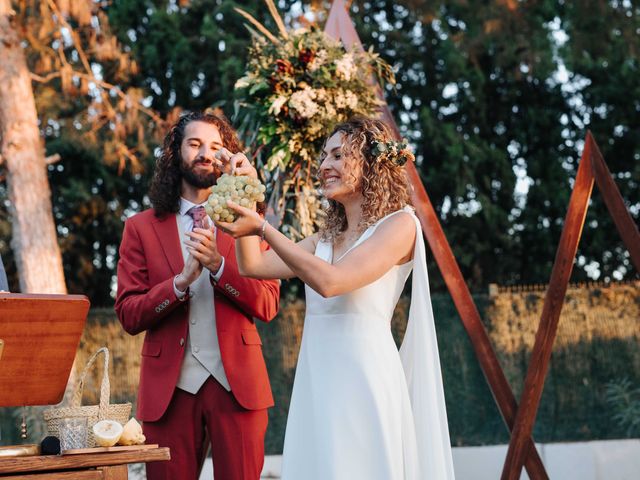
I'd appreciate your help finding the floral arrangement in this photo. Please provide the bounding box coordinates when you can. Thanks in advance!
[233,1,395,238]
[371,139,415,166]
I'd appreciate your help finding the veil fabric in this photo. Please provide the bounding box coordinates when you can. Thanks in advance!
[400,209,456,479]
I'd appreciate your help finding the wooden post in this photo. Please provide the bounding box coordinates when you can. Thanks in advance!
[501,133,640,478]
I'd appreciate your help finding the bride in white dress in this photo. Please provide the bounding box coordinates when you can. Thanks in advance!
[217,117,455,480]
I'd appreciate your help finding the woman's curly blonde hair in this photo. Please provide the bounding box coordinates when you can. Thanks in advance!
[318,117,412,242]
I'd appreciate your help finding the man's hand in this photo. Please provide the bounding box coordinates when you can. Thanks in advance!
[175,253,203,292]
[184,227,223,274]
[214,148,258,178]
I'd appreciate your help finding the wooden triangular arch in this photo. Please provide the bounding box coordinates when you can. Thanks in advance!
[501,132,640,479]
[325,2,640,480]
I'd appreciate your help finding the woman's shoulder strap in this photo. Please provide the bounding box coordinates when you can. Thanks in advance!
[371,205,417,230]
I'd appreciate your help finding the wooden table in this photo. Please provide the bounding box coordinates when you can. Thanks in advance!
[0,447,170,479]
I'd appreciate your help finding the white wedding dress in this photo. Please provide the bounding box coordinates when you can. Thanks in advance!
[281,207,455,480]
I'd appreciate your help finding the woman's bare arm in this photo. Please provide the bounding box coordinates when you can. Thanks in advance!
[235,233,318,279]
[219,205,416,297]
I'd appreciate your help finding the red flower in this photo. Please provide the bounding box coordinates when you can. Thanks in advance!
[275,59,294,75]
[298,48,315,66]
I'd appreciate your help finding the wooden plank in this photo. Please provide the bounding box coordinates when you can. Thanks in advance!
[98,465,128,480]
[0,447,170,474]
[63,444,159,455]
[324,1,549,477]
[588,132,640,272]
[0,471,102,479]
[501,138,596,480]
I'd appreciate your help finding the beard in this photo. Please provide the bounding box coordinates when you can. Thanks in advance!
[180,159,219,188]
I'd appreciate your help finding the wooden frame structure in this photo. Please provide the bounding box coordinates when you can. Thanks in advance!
[500,133,640,479]
[325,1,640,479]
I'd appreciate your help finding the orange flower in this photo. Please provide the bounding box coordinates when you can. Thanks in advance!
[275,59,294,75]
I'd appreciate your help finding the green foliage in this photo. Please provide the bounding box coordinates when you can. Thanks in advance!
[46,136,151,305]
[2,0,637,304]
[105,0,299,116]
[233,25,395,236]
[605,378,640,437]
[350,0,639,290]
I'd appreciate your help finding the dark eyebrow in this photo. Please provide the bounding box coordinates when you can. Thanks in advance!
[323,146,342,155]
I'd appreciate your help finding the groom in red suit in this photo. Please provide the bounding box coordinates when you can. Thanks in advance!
[115,111,279,480]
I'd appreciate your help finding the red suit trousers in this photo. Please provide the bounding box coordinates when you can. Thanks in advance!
[143,377,268,480]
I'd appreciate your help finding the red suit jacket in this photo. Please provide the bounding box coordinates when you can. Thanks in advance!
[115,209,280,422]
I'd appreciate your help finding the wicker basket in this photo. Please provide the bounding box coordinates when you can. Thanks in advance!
[43,347,131,447]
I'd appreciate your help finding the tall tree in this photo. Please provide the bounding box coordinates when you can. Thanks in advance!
[0,0,65,293]
[0,0,162,294]
[106,0,299,117]
[351,0,638,289]
[560,0,640,281]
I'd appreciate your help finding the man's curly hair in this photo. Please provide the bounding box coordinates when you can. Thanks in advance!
[148,111,243,217]
[318,117,412,242]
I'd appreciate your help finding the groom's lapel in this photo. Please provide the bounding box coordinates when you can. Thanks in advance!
[152,214,184,276]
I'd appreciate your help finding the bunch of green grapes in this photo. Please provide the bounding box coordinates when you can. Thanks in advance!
[205,174,266,222]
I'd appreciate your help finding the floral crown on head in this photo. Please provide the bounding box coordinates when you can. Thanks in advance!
[370,138,415,166]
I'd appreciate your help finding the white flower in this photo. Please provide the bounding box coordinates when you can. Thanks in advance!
[344,90,358,109]
[333,89,358,110]
[334,53,357,81]
[268,96,288,116]
[267,149,287,170]
[289,87,319,119]
[234,75,253,89]
[314,88,328,101]
[307,49,328,72]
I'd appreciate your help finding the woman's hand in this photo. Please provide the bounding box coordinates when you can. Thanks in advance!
[214,148,258,178]
[216,201,264,238]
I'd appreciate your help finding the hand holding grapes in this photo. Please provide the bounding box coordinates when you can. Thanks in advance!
[215,201,264,239]
[205,174,266,222]
[208,148,268,237]
[214,148,258,179]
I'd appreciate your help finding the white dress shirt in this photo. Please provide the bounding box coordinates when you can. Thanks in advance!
[174,197,231,393]
[173,197,224,298]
